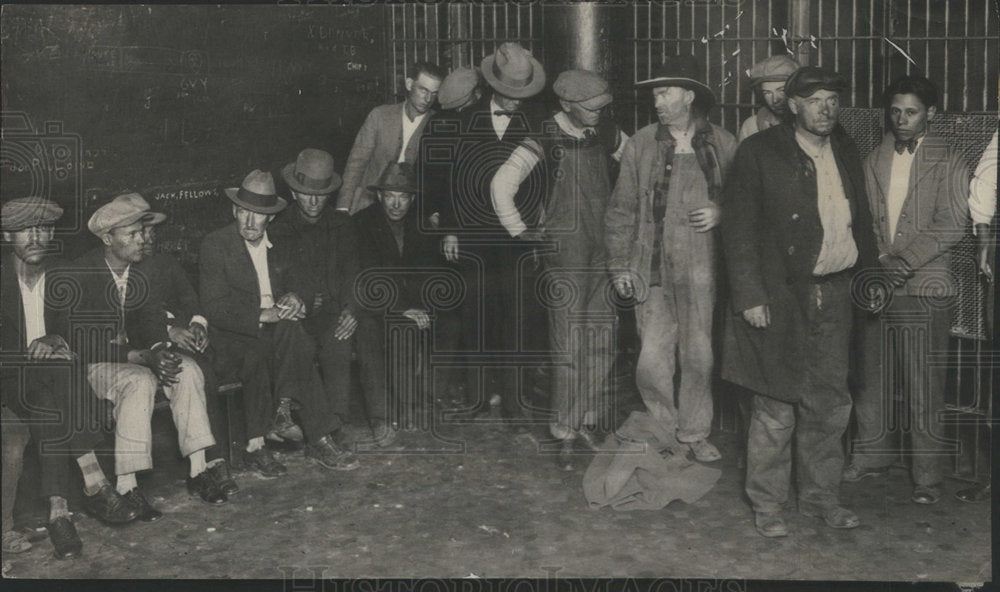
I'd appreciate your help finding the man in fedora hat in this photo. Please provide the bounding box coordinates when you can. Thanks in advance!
[353,162,461,444]
[337,61,446,215]
[420,41,549,419]
[270,148,360,443]
[738,55,800,142]
[721,66,880,537]
[200,169,360,475]
[67,192,227,520]
[490,69,630,466]
[606,55,738,465]
[2,197,141,558]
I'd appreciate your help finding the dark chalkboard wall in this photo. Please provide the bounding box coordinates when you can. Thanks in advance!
[1,4,386,264]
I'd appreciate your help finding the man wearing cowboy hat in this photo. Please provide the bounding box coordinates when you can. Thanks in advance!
[353,162,461,443]
[337,61,446,215]
[200,169,360,475]
[420,41,549,419]
[605,55,738,464]
[721,66,880,537]
[490,69,630,466]
[2,197,141,558]
[738,55,800,142]
[67,192,227,519]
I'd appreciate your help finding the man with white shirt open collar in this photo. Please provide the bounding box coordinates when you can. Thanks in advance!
[490,69,628,467]
[844,75,969,506]
[199,170,360,476]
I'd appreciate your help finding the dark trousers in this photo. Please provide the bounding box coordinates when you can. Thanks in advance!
[223,320,339,442]
[850,295,954,486]
[316,313,386,423]
[2,406,31,527]
[745,275,854,513]
[180,348,224,462]
[1,365,104,500]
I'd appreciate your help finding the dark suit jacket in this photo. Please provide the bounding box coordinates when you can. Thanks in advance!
[863,132,969,297]
[353,204,440,315]
[61,247,168,365]
[198,222,301,343]
[720,123,879,402]
[419,95,546,235]
[0,250,71,356]
[134,252,202,329]
[269,206,361,333]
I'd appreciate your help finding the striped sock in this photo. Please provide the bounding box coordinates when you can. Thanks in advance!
[75,452,108,496]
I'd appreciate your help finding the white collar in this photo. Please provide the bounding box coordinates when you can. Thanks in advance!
[554,112,595,139]
[244,232,272,250]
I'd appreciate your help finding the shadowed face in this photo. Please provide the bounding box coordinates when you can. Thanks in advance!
[292,190,331,222]
[405,73,442,116]
[378,189,415,222]
[652,86,693,125]
[103,221,148,264]
[789,89,841,137]
[562,100,604,129]
[4,225,55,266]
[888,92,935,143]
[759,80,788,117]
[232,205,273,244]
[141,224,157,256]
[494,92,522,112]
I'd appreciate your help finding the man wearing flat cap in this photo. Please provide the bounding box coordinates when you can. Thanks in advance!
[721,66,881,537]
[738,55,799,142]
[353,162,460,444]
[68,192,226,520]
[270,148,363,444]
[606,55,738,465]
[491,68,629,465]
[200,169,360,476]
[2,197,140,558]
[420,41,549,419]
[338,61,446,215]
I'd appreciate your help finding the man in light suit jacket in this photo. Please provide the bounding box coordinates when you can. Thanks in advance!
[844,76,969,506]
[336,61,446,214]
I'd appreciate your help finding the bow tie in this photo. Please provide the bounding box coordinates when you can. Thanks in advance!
[493,110,516,118]
[894,139,917,154]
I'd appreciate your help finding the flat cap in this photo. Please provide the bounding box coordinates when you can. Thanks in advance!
[1,197,64,231]
[785,66,849,98]
[748,55,799,86]
[438,67,480,110]
[553,69,613,111]
[88,193,166,236]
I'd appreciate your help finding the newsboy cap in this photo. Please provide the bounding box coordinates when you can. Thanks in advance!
[1,197,64,232]
[784,66,849,98]
[87,193,166,236]
[747,55,800,86]
[438,67,481,110]
[553,69,613,111]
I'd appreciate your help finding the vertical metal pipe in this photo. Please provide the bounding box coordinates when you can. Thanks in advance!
[789,0,811,66]
[963,0,969,112]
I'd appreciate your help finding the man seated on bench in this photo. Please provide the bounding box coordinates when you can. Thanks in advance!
[2,197,140,559]
[199,170,360,476]
[67,193,227,521]
[135,222,239,497]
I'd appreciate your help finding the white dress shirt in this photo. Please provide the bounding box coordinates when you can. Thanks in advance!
[105,260,132,344]
[795,132,858,275]
[18,272,46,345]
[244,232,275,309]
[969,130,998,233]
[886,136,924,241]
[399,107,428,163]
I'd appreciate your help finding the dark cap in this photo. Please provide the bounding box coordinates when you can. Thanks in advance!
[368,162,418,194]
[784,66,849,98]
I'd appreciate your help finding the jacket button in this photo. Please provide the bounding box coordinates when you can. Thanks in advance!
[897,231,903,236]
[792,213,800,220]
[787,246,795,255]
[666,164,672,171]
[900,213,907,219]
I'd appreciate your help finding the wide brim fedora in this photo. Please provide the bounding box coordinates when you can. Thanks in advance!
[280,162,342,195]
[636,56,716,112]
[481,45,546,99]
[224,187,287,214]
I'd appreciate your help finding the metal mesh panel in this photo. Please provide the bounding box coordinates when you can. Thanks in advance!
[838,107,884,156]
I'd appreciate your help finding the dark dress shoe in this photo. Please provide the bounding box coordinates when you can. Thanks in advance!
[122,489,163,522]
[244,447,287,478]
[83,484,140,525]
[912,484,942,505]
[47,516,82,559]
[208,461,239,497]
[955,482,990,503]
[187,472,227,505]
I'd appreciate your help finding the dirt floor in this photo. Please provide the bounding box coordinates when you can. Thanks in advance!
[2,396,992,582]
